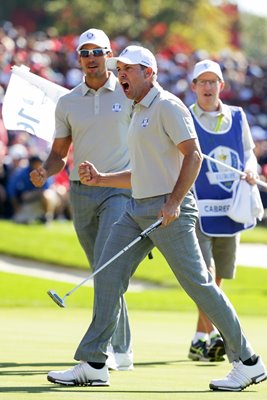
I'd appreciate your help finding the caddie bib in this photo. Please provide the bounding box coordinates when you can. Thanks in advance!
[190,105,254,236]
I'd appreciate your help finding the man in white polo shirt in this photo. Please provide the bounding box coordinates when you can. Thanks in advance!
[47,45,266,392]
[187,59,259,363]
[30,28,133,371]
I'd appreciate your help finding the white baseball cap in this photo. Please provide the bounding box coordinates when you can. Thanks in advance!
[192,59,224,81]
[76,28,111,51]
[106,45,158,74]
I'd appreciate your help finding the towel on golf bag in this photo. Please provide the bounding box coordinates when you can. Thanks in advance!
[227,179,264,225]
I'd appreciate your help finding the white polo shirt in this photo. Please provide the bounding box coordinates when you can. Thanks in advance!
[55,72,132,180]
[128,85,197,199]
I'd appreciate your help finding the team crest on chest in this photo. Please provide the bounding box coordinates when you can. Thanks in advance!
[141,117,149,127]
[112,103,122,112]
[206,146,241,192]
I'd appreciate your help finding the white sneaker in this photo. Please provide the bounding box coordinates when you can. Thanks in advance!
[106,345,134,371]
[210,356,267,391]
[47,362,109,386]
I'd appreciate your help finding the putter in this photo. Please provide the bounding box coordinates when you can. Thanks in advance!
[48,218,163,308]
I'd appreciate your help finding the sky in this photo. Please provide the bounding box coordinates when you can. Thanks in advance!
[233,0,267,17]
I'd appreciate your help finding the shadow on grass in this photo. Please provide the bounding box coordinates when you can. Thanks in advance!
[0,360,236,394]
[0,359,222,371]
[0,387,216,394]
[0,359,222,370]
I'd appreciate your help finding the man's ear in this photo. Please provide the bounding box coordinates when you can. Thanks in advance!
[107,51,113,58]
[145,67,153,78]
[219,81,225,93]
[191,81,196,92]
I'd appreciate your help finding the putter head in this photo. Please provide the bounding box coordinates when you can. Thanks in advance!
[47,290,66,308]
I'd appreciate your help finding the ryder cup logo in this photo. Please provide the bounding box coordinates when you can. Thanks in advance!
[206,146,241,192]
[141,117,149,127]
[86,32,94,39]
[120,48,128,56]
[112,103,122,112]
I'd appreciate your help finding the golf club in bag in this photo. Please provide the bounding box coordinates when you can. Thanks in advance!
[48,218,163,308]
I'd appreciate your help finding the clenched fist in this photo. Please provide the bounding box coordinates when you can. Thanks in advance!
[30,166,47,187]
[78,161,100,186]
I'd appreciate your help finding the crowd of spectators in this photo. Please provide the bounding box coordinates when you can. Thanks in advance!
[0,20,266,223]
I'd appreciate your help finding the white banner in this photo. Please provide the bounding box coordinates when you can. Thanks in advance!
[2,65,69,143]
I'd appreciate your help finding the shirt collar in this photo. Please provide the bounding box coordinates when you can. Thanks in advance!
[81,71,117,96]
[138,85,161,108]
[194,99,226,117]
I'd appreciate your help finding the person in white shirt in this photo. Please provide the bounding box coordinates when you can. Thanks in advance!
[188,59,259,362]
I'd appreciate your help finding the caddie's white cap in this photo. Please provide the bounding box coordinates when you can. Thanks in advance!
[192,59,224,81]
[106,45,158,74]
[76,28,111,51]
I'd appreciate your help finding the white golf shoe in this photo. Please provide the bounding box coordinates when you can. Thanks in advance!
[47,362,109,386]
[209,356,267,391]
[106,344,134,371]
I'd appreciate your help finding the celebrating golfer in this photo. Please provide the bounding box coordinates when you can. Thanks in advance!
[48,45,267,391]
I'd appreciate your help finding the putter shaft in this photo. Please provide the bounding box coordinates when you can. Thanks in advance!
[47,218,163,307]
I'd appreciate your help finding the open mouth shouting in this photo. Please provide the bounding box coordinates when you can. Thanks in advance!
[120,80,130,94]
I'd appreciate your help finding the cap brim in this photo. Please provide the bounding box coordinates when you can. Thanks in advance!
[192,69,224,81]
[77,41,111,52]
[106,55,139,70]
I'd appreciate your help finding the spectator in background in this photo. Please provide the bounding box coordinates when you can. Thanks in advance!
[251,126,267,219]
[0,139,8,217]
[2,143,29,218]
[7,155,59,223]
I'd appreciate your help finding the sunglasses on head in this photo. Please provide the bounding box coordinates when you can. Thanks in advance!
[78,48,110,57]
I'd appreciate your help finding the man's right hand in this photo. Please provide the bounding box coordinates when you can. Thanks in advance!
[78,161,100,186]
[30,166,47,187]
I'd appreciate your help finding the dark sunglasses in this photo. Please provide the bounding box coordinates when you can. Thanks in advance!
[78,48,110,57]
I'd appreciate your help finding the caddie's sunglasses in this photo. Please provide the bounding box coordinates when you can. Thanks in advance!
[78,48,110,57]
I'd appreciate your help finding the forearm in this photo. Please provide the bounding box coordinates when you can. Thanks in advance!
[30,137,71,188]
[79,161,132,188]
[43,153,67,178]
[170,150,202,205]
[93,170,132,188]
[244,149,258,172]
[43,136,71,178]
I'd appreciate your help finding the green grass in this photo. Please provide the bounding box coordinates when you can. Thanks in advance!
[0,266,267,316]
[240,224,267,243]
[0,220,88,268]
[0,218,266,399]
[1,307,267,400]
[0,219,266,287]
[0,218,267,316]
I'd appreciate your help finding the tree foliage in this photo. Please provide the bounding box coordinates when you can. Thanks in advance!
[43,0,231,54]
[240,13,267,62]
[2,0,265,59]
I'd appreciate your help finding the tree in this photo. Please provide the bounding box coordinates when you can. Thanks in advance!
[240,13,267,61]
[0,0,241,56]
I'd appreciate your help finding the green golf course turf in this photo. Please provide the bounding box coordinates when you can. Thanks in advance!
[0,271,267,399]
[0,308,267,400]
